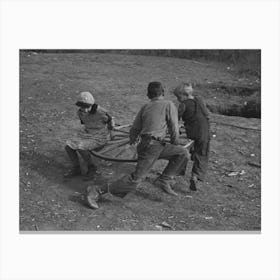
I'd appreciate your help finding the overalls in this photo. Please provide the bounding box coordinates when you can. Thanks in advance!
[180,97,210,181]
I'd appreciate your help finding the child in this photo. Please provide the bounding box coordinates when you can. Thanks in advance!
[173,82,210,191]
[64,91,114,180]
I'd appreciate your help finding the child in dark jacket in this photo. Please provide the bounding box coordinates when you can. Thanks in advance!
[173,83,210,191]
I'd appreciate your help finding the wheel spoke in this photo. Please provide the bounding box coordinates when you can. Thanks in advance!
[110,134,128,140]
[113,129,129,134]
[183,140,194,148]
[113,124,131,130]
[100,140,130,154]
[90,149,137,162]
[106,138,129,145]
[111,145,130,158]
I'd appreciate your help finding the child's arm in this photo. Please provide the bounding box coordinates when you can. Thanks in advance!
[129,107,143,145]
[196,97,210,120]
[178,103,185,120]
[97,105,115,129]
[77,109,84,124]
[105,113,115,130]
[97,105,108,113]
[166,102,180,145]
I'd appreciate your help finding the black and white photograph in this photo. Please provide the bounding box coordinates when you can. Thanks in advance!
[1,0,280,279]
[19,49,261,232]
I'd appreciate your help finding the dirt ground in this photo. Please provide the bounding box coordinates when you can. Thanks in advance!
[19,52,261,231]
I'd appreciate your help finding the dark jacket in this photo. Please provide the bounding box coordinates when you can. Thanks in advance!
[179,96,210,141]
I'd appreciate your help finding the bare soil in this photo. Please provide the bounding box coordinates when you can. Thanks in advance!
[20,52,261,231]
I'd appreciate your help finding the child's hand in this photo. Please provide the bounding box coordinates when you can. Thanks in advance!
[129,137,138,146]
[107,117,115,130]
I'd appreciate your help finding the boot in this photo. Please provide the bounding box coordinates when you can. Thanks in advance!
[107,174,139,198]
[86,185,100,209]
[190,175,198,191]
[154,178,178,196]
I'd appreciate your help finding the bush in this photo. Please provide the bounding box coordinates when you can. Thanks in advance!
[242,91,261,118]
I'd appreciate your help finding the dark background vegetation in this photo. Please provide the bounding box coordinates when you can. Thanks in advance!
[27,49,261,78]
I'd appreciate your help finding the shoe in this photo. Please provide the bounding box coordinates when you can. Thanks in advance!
[154,179,178,196]
[63,167,81,178]
[86,186,100,209]
[190,178,197,191]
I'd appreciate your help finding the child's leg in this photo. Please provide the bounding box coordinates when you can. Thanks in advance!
[77,150,97,180]
[65,145,79,167]
[77,150,96,168]
[64,145,81,177]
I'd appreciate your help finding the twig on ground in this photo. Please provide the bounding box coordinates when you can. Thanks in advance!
[247,161,261,168]
[191,60,209,66]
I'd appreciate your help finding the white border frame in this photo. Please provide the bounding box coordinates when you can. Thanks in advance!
[1,0,280,279]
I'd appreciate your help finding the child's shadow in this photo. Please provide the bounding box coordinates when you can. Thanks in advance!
[21,150,165,206]
[20,149,110,194]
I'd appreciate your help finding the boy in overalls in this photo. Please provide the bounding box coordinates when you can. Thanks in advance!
[173,83,210,191]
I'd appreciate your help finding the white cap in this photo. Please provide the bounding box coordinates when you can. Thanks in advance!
[77,91,95,105]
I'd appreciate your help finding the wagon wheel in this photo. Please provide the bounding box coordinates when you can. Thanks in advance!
[89,124,194,163]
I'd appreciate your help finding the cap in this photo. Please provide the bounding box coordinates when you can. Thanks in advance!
[77,91,95,105]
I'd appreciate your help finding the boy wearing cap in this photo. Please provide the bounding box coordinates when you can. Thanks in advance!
[64,91,114,180]
[86,82,190,209]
